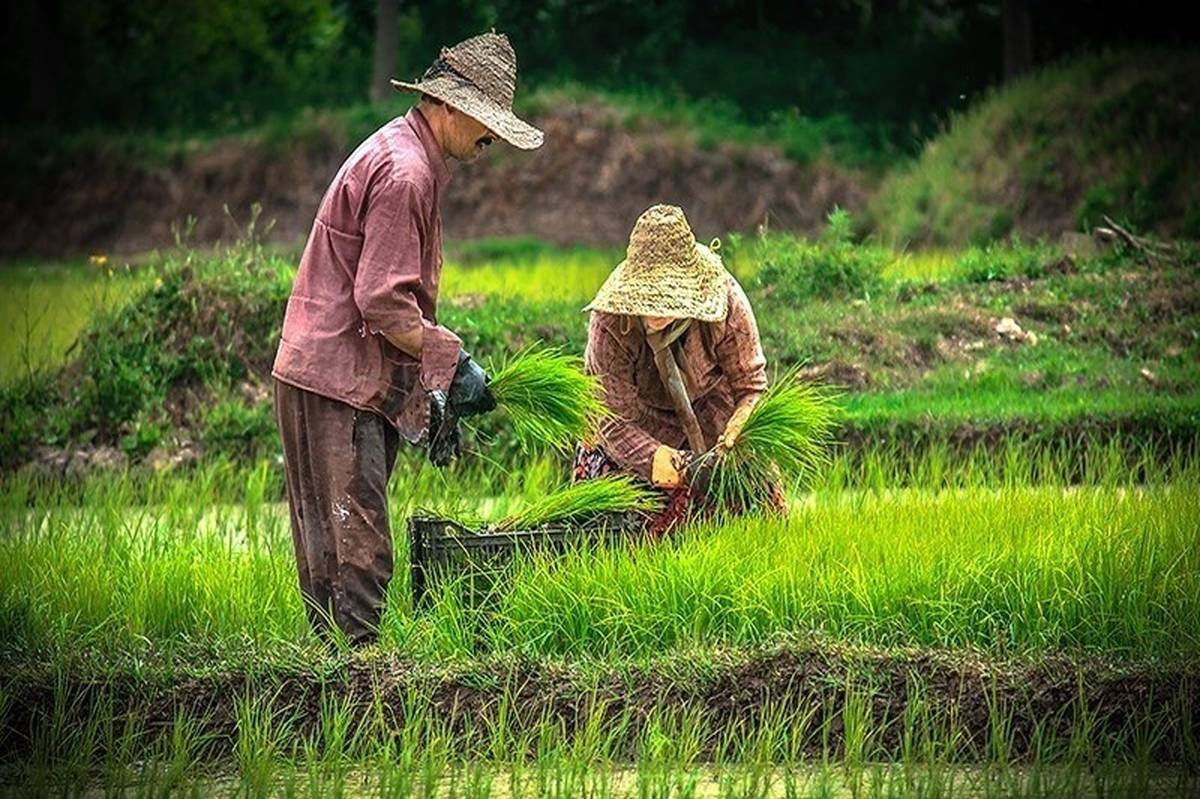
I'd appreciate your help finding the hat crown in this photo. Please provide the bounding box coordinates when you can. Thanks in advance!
[626,205,697,272]
[440,32,517,109]
[585,204,728,321]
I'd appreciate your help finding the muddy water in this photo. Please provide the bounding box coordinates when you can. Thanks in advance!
[79,763,1196,798]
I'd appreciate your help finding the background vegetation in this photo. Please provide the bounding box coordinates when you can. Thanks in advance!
[2,218,1196,474]
[5,1,1194,157]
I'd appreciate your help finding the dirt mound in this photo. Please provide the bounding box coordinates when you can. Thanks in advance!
[444,104,870,246]
[0,103,870,259]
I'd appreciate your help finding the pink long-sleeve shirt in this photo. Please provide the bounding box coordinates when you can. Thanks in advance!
[273,107,461,443]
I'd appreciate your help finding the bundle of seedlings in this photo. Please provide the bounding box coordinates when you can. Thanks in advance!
[699,371,839,512]
[486,346,608,452]
[497,475,663,531]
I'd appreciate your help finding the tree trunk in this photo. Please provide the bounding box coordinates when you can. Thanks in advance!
[28,1,63,123]
[1002,0,1034,81]
[369,0,399,104]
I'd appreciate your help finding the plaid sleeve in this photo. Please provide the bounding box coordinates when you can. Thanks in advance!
[715,278,768,406]
[584,313,662,481]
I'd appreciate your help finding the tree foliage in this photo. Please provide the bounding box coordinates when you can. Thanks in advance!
[1,1,1190,140]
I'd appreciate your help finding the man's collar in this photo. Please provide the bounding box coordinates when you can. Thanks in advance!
[407,106,451,188]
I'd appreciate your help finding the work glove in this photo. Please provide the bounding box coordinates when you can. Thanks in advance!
[651,445,714,494]
[682,452,715,496]
[715,400,756,455]
[447,350,496,418]
[651,445,687,489]
[426,389,462,468]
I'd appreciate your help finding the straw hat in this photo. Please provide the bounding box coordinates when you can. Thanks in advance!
[391,32,543,150]
[585,205,729,321]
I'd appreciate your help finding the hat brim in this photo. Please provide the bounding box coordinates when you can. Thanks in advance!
[392,76,543,150]
[584,243,729,322]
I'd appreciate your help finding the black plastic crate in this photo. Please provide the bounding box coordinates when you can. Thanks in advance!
[407,513,644,608]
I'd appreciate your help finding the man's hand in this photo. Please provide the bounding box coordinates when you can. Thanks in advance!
[447,350,496,418]
[427,390,462,467]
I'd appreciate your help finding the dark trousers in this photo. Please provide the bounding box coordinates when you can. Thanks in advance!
[274,379,400,645]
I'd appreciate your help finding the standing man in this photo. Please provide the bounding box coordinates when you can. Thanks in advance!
[272,32,544,646]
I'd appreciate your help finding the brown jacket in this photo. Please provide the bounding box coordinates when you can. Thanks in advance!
[272,107,460,443]
[584,276,768,480]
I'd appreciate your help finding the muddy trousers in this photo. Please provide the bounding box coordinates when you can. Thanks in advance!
[274,380,400,645]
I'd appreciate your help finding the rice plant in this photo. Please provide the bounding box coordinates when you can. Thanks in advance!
[486,346,608,452]
[703,370,840,511]
[497,475,662,531]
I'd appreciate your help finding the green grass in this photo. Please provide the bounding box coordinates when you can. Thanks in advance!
[475,482,1199,659]
[8,663,1196,797]
[442,238,620,303]
[0,258,145,383]
[497,474,662,531]
[881,249,959,282]
[2,442,1196,666]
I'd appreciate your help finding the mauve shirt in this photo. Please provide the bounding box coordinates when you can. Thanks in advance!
[273,108,461,443]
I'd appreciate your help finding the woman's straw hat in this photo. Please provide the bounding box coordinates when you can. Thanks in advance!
[585,205,729,321]
[392,32,544,150]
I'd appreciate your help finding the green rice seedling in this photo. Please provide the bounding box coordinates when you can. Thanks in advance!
[703,370,840,511]
[234,689,296,796]
[496,475,662,531]
[486,346,608,452]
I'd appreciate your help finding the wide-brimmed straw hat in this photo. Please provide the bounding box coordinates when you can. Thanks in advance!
[391,32,543,150]
[585,205,729,322]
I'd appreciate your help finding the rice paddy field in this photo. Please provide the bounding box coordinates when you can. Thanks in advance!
[1,234,1198,796]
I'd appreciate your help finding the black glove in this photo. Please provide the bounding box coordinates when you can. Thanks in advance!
[682,451,715,496]
[427,389,462,468]
[447,350,496,418]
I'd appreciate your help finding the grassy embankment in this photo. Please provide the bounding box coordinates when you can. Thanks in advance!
[869,50,1200,246]
[2,214,1197,473]
[0,76,893,193]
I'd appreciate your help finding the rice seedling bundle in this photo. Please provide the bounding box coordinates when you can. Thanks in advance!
[487,346,608,452]
[704,371,840,511]
[497,475,662,531]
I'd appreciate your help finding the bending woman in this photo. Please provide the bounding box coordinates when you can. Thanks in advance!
[576,204,781,534]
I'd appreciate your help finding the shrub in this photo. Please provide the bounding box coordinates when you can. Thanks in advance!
[200,394,277,460]
[0,377,60,470]
[953,239,1058,283]
[752,208,888,302]
[119,415,165,459]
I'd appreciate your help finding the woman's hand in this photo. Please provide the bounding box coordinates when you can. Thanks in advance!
[716,399,756,454]
[651,445,688,488]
